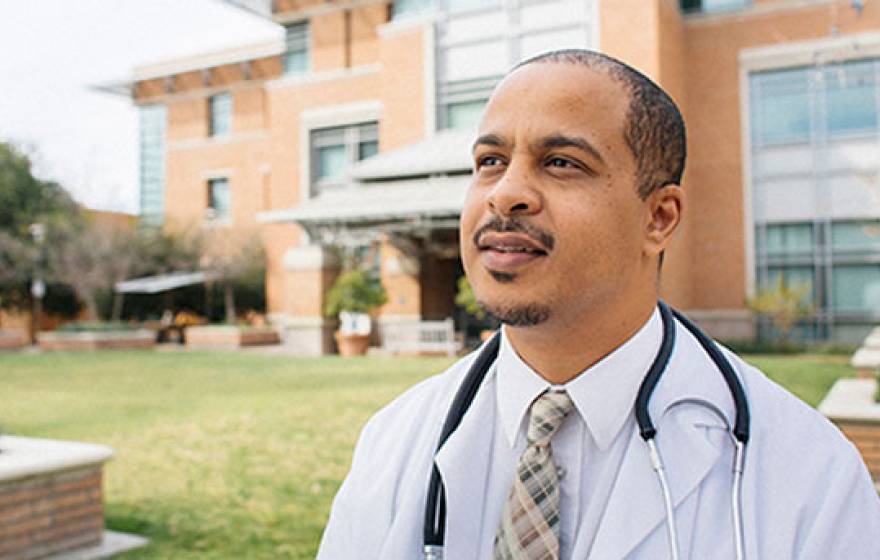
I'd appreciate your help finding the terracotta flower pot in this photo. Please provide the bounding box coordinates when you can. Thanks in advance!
[335,331,371,357]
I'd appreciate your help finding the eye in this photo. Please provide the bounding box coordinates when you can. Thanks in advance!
[476,155,505,169]
[547,156,575,168]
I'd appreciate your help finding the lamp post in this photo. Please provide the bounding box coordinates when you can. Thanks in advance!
[29,223,46,345]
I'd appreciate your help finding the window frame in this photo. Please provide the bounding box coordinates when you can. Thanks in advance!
[206,177,232,223]
[309,121,380,197]
[283,21,310,76]
[208,92,232,138]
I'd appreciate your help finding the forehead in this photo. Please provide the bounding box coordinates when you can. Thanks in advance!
[479,62,630,146]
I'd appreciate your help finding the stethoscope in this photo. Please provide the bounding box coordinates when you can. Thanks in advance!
[423,301,750,560]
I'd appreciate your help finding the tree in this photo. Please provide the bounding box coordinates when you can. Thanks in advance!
[0,142,81,329]
[45,219,157,322]
[0,143,78,237]
[747,275,814,344]
[198,228,266,323]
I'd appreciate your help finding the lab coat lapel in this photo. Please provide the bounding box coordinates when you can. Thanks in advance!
[434,383,496,560]
[588,400,725,559]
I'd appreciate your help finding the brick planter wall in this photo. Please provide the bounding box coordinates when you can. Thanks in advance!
[819,379,880,486]
[185,325,280,349]
[0,467,104,559]
[833,421,880,481]
[37,330,155,351]
[0,437,113,560]
[0,331,27,351]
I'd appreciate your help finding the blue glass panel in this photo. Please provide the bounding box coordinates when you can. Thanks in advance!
[752,68,810,145]
[284,50,308,75]
[831,221,880,251]
[358,140,379,160]
[761,223,813,256]
[447,0,498,12]
[833,265,880,312]
[393,0,434,17]
[139,104,166,226]
[825,60,877,135]
[210,93,232,137]
[446,99,487,130]
[209,179,231,219]
[318,145,348,181]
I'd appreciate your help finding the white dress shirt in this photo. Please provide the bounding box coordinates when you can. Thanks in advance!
[490,308,662,558]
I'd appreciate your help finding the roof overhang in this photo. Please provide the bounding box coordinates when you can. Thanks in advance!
[258,174,470,246]
[115,271,219,294]
[349,129,474,181]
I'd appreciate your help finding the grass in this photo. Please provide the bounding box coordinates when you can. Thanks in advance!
[0,350,455,559]
[0,350,855,558]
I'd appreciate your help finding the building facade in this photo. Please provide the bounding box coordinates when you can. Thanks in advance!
[128,0,880,353]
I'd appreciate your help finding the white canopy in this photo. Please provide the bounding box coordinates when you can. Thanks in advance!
[258,174,470,227]
[115,271,218,294]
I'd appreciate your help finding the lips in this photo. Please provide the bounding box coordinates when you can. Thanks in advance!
[477,232,549,272]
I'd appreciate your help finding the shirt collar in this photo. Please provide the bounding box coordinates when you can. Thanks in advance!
[495,307,663,451]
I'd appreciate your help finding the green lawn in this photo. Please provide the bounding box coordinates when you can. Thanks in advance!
[0,350,854,558]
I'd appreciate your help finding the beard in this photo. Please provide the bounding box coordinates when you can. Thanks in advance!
[478,299,551,327]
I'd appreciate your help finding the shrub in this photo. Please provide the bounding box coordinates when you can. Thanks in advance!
[324,270,387,318]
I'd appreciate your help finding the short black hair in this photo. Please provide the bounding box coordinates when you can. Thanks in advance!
[514,49,687,199]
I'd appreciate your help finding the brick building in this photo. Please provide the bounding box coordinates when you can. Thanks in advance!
[124,0,880,353]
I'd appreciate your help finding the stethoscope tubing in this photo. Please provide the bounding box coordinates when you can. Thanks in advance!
[423,301,750,559]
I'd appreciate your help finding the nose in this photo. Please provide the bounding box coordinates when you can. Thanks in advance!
[486,161,542,217]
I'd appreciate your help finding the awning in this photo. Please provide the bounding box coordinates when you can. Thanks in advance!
[349,129,474,181]
[258,174,470,227]
[115,271,218,294]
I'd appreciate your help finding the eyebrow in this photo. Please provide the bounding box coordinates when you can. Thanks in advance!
[472,133,505,153]
[471,133,605,165]
[540,135,605,165]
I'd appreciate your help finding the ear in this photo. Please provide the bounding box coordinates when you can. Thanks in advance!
[643,184,684,257]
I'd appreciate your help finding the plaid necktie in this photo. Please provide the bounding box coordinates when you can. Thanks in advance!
[493,390,574,560]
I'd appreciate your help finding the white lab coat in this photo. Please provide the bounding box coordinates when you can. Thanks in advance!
[318,320,880,559]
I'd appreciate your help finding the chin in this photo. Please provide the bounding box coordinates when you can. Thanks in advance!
[478,297,551,327]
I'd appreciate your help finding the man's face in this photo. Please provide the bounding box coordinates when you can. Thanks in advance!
[459,62,653,327]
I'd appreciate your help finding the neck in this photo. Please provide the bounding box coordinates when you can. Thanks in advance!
[504,293,657,385]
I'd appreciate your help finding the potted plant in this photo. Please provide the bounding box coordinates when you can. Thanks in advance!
[324,269,388,357]
[455,276,496,343]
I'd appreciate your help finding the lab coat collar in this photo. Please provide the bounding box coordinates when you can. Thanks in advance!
[588,321,738,559]
[496,308,663,451]
[433,364,498,560]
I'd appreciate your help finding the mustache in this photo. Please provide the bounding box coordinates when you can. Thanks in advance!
[472,216,555,251]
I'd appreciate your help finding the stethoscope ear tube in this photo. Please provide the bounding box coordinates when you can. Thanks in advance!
[424,333,501,548]
[635,301,677,442]
[669,307,751,443]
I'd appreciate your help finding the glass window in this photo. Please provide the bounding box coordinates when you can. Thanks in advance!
[831,221,880,251]
[317,145,348,181]
[139,104,166,227]
[284,22,309,75]
[310,121,379,194]
[393,0,434,17]
[358,140,379,160]
[446,99,487,130]
[765,266,815,306]
[833,265,880,312]
[446,0,498,13]
[760,223,813,256]
[825,60,877,136]
[751,68,810,145]
[209,93,232,137]
[681,0,749,12]
[208,178,231,220]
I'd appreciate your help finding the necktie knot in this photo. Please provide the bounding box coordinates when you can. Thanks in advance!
[527,390,573,447]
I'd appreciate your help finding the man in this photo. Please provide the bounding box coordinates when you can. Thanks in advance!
[317,50,880,559]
